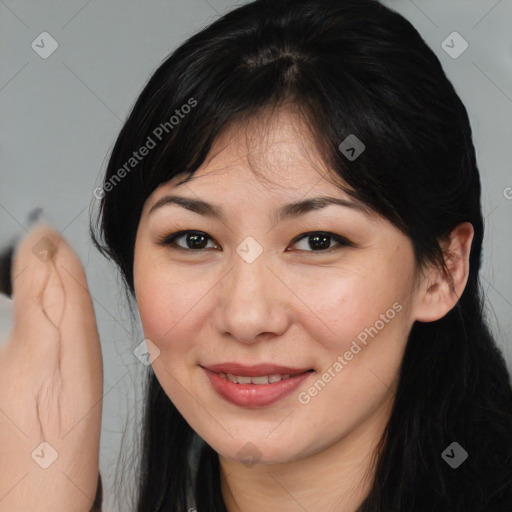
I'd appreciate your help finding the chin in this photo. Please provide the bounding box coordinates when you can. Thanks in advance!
[203,430,312,467]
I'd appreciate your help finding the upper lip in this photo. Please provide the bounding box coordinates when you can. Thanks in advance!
[202,363,313,377]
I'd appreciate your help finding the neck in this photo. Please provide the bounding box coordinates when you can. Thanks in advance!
[219,392,394,512]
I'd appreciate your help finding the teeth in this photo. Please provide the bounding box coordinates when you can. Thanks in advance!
[218,373,294,384]
[251,375,269,384]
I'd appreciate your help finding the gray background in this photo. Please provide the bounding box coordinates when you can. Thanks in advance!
[1,1,511,510]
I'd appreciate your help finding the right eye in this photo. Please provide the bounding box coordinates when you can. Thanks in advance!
[155,230,219,252]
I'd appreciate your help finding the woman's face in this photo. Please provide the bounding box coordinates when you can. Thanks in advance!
[133,108,425,465]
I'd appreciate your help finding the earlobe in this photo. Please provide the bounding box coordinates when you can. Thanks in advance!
[413,222,474,323]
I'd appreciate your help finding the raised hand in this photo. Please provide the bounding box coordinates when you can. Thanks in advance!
[0,223,103,512]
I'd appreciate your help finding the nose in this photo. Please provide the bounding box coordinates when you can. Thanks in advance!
[213,248,290,344]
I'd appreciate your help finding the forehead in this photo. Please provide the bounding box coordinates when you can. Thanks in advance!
[161,106,346,195]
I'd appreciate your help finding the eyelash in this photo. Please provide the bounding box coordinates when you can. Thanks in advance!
[155,230,354,254]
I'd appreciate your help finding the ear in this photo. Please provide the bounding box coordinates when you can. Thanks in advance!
[413,222,474,323]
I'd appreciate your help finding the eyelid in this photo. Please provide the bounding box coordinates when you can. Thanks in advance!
[155,229,354,253]
[288,231,354,250]
[155,230,219,250]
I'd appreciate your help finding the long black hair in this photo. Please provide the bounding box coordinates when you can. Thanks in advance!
[90,0,512,510]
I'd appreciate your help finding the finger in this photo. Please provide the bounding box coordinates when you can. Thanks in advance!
[10,222,103,391]
[9,222,65,354]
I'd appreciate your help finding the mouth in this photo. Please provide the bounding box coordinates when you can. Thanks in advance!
[201,363,314,408]
[216,372,298,384]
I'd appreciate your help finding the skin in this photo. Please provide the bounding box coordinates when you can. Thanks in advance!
[0,224,103,512]
[133,106,474,512]
[0,107,472,511]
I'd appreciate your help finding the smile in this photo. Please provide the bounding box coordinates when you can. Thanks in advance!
[201,363,314,408]
[217,372,293,384]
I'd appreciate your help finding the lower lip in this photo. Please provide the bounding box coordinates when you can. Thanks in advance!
[202,368,313,408]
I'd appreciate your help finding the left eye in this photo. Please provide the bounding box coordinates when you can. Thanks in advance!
[156,230,353,252]
[290,231,353,252]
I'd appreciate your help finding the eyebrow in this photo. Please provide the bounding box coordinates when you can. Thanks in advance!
[148,194,370,223]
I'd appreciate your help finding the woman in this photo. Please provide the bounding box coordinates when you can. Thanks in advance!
[1,0,511,510]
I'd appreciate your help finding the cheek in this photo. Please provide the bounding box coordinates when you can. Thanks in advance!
[134,245,171,344]
[301,266,407,354]
[134,262,213,356]
[134,268,169,342]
